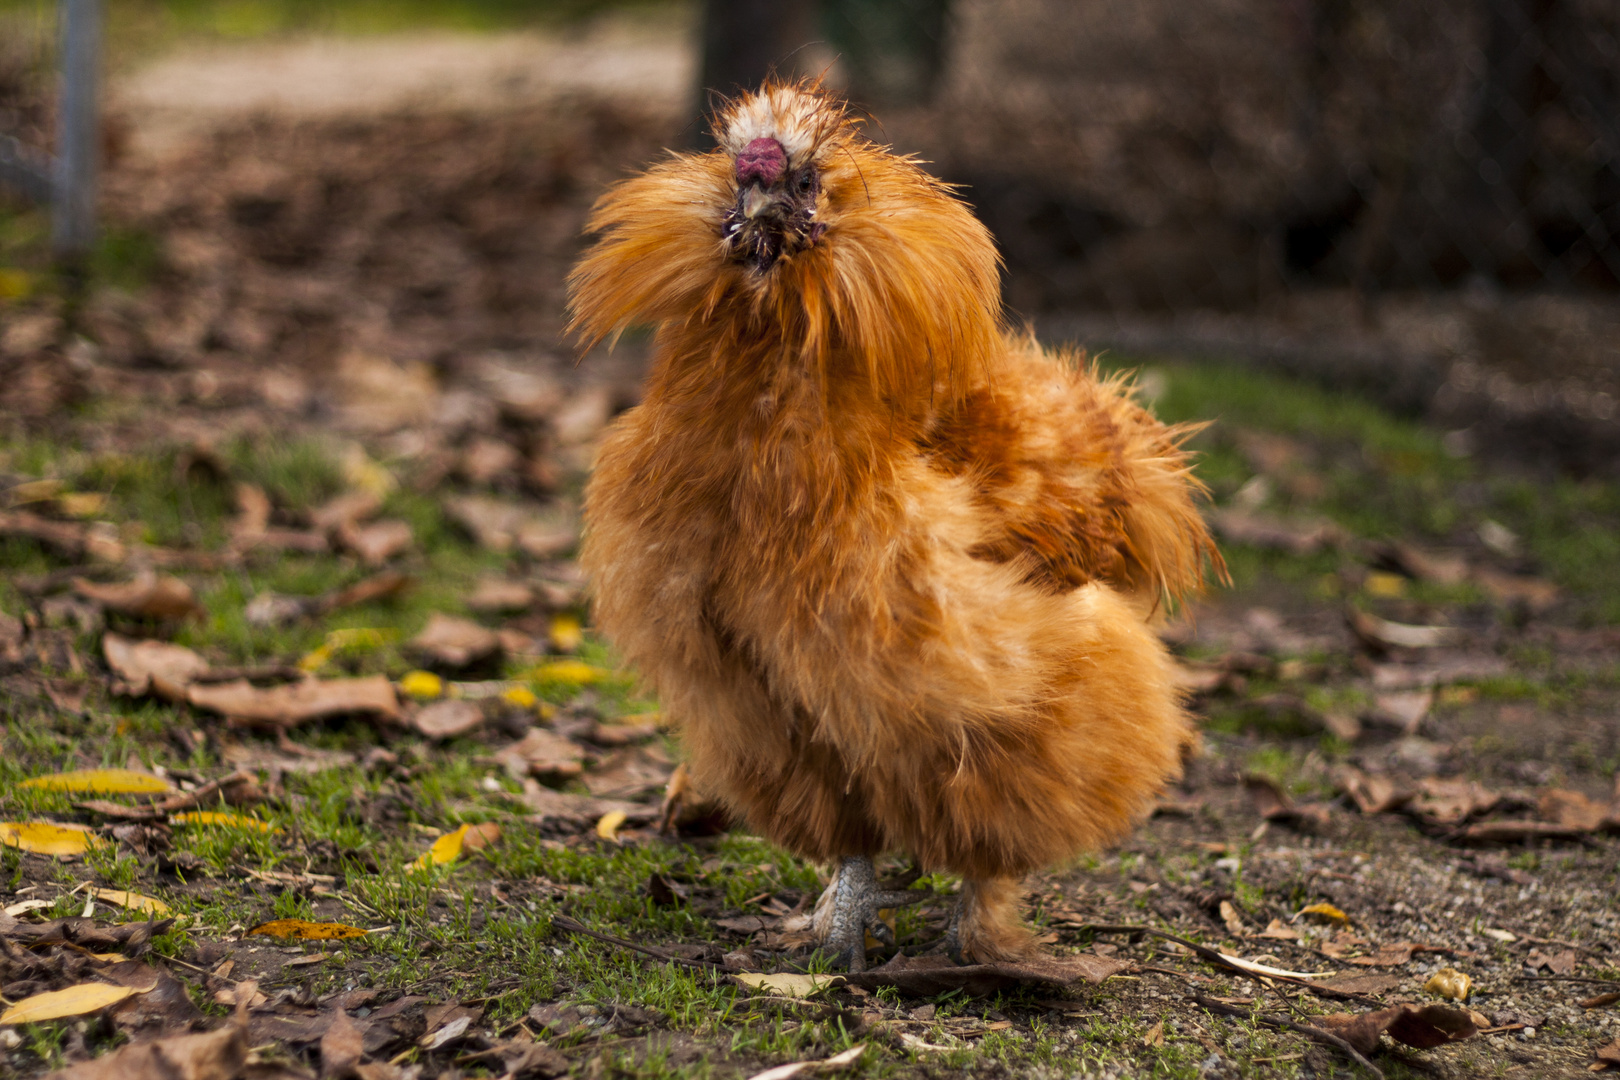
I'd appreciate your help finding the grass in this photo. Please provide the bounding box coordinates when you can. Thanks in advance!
[0,0,687,77]
[3,358,1617,1078]
[1106,357,1620,624]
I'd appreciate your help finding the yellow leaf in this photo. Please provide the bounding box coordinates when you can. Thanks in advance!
[20,769,175,795]
[408,822,500,871]
[0,982,135,1024]
[595,810,627,841]
[302,627,396,671]
[246,919,369,941]
[530,660,610,686]
[57,492,109,519]
[548,613,583,653]
[86,888,170,917]
[412,823,468,870]
[731,972,842,998]
[0,268,35,301]
[1424,967,1472,1001]
[0,822,108,857]
[1297,902,1349,926]
[170,811,279,833]
[501,685,539,710]
[399,670,444,700]
[1364,571,1407,598]
[341,444,396,498]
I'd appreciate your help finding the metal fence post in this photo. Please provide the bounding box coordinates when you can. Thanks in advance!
[52,0,102,265]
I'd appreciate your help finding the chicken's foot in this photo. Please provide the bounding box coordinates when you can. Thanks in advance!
[814,855,931,973]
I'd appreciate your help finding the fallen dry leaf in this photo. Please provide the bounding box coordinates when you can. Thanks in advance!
[528,659,610,685]
[1242,774,1334,829]
[1348,609,1460,652]
[1369,541,1470,586]
[230,482,273,537]
[1453,820,1588,843]
[321,1008,365,1079]
[1370,657,1509,690]
[1526,948,1577,976]
[43,1016,246,1079]
[843,951,1130,996]
[582,744,674,799]
[1314,1002,1482,1055]
[0,509,122,561]
[445,495,577,557]
[1473,568,1560,611]
[494,727,585,781]
[1310,972,1407,996]
[84,888,170,917]
[74,573,204,621]
[103,634,209,701]
[1598,1038,1620,1069]
[170,811,278,832]
[311,489,383,532]
[519,783,654,831]
[733,972,843,998]
[1424,967,1472,1000]
[1408,778,1500,826]
[1538,788,1615,832]
[410,612,500,670]
[412,698,485,740]
[595,810,628,841]
[0,981,136,1024]
[467,577,534,614]
[338,518,413,565]
[409,822,501,871]
[548,611,584,653]
[247,919,371,941]
[21,768,175,796]
[1210,508,1344,555]
[188,675,400,727]
[746,1044,866,1080]
[1298,903,1350,926]
[1370,689,1433,734]
[0,821,108,857]
[1338,767,1409,814]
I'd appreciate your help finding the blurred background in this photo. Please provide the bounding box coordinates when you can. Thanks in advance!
[2,0,1618,471]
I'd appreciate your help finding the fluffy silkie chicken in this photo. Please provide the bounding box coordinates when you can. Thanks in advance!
[568,82,1221,970]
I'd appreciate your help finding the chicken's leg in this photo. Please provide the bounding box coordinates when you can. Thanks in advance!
[812,856,930,972]
[939,877,1036,965]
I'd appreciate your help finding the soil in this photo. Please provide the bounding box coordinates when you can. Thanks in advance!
[0,27,1617,1080]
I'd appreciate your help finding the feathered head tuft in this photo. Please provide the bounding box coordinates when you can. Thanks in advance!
[567,80,1003,405]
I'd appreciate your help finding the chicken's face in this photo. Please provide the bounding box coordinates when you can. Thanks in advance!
[716,88,835,274]
[569,81,1005,401]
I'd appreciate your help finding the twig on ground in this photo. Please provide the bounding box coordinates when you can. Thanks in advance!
[1191,993,1385,1080]
[550,914,724,970]
[1079,924,1382,1003]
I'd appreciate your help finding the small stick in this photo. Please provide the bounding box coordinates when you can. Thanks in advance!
[1191,993,1384,1080]
[1078,924,1382,1004]
[549,914,723,970]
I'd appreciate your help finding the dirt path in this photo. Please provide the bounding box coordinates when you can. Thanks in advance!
[111,15,697,159]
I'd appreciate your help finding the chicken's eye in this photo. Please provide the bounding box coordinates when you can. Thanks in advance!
[796,170,816,194]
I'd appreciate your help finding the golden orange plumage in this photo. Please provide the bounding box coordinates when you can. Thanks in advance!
[569,81,1221,965]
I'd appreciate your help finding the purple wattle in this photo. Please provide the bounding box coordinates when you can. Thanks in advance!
[736,137,787,187]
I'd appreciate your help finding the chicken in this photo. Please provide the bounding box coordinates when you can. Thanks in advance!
[568,82,1221,970]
